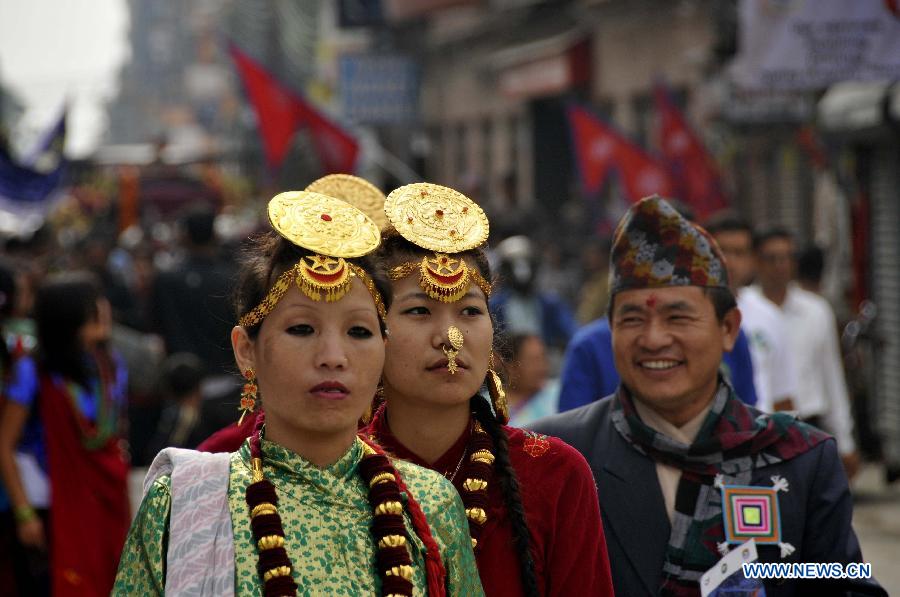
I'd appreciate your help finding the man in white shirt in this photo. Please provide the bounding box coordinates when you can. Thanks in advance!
[706,215,798,413]
[750,227,860,478]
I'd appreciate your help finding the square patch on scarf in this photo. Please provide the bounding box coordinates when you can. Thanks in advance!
[721,485,781,545]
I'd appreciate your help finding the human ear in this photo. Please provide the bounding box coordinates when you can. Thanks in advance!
[231,326,256,373]
[720,308,742,352]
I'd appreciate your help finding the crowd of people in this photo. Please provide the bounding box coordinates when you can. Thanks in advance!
[0,172,885,596]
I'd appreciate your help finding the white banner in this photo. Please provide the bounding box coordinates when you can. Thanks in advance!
[730,0,900,90]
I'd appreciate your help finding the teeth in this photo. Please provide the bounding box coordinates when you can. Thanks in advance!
[641,360,679,370]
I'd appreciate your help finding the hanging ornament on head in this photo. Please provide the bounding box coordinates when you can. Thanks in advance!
[384,183,492,302]
[239,191,386,328]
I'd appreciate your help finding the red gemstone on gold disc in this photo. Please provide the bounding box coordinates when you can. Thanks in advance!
[321,213,332,221]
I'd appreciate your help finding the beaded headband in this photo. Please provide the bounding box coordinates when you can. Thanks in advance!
[238,191,386,328]
[305,174,389,230]
[384,183,492,302]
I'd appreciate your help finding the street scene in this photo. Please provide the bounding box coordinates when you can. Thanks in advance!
[0,0,898,595]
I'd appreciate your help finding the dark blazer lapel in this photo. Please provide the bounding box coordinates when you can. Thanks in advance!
[592,418,670,595]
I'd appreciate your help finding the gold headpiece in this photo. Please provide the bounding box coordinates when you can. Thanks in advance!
[305,174,388,230]
[238,191,386,328]
[384,183,492,302]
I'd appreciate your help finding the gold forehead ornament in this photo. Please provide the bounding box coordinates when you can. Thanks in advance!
[384,183,491,302]
[238,191,386,328]
[305,174,388,230]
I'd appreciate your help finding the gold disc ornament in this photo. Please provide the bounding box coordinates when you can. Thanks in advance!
[267,191,381,258]
[384,183,489,253]
[305,174,389,230]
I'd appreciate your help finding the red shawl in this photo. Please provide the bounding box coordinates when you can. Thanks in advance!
[363,409,615,597]
[39,374,130,597]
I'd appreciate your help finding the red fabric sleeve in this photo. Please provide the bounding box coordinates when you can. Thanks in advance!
[196,411,258,453]
[542,439,615,596]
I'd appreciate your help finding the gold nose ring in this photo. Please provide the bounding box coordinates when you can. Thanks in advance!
[443,325,464,374]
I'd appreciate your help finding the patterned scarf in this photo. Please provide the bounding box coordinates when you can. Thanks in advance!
[611,380,830,596]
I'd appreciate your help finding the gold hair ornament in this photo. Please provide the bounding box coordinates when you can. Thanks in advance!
[384,183,492,302]
[388,253,492,303]
[443,325,464,374]
[305,174,388,230]
[238,191,386,327]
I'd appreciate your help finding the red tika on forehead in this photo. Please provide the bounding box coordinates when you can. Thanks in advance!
[645,293,658,308]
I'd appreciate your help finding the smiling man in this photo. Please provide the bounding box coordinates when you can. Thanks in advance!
[531,197,871,596]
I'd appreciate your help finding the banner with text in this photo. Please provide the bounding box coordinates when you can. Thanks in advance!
[730,0,900,90]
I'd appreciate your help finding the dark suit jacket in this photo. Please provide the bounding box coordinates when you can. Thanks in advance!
[531,396,882,597]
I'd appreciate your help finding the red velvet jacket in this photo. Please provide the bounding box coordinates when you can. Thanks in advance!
[363,409,615,597]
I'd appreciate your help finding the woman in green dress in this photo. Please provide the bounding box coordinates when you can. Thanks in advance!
[113,191,482,596]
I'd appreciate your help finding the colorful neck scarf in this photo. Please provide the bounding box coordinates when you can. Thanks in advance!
[611,380,829,595]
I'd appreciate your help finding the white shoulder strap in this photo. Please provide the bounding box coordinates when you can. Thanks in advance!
[145,448,235,597]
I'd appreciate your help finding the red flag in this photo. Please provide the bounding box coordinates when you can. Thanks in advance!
[567,104,674,201]
[229,44,359,173]
[653,83,727,219]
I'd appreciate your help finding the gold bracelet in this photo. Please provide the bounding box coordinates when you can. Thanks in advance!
[13,505,37,523]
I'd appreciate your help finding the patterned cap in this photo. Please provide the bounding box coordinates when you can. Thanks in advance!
[610,195,728,295]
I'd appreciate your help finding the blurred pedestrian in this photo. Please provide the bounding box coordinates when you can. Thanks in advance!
[796,244,824,294]
[706,213,798,413]
[150,205,235,376]
[490,235,577,350]
[0,272,130,596]
[746,228,859,478]
[142,353,207,461]
[503,334,559,427]
[574,239,610,325]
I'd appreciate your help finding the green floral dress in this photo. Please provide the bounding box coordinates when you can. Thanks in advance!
[113,437,483,596]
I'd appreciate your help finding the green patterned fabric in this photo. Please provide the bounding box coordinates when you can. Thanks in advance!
[114,437,483,596]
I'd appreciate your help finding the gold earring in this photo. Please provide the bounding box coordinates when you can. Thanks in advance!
[486,352,508,424]
[443,325,464,374]
[238,368,258,426]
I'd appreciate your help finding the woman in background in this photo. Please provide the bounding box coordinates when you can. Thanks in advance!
[503,334,559,428]
[0,271,130,596]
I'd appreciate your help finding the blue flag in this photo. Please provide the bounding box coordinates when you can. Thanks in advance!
[0,108,66,207]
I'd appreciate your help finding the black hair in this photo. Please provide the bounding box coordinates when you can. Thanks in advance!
[233,231,389,339]
[607,285,737,323]
[377,228,540,597]
[34,271,104,387]
[753,226,793,252]
[161,352,205,399]
[704,211,753,237]
[501,333,541,365]
[182,206,217,246]
[0,261,16,376]
[470,396,540,597]
[797,245,824,284]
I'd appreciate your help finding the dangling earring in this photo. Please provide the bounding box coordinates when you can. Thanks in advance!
[238,368,258,426]
[486,351,508,424]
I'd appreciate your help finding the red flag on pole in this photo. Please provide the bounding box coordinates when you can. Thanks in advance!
[229,43,359,173]
[653,83,727,219]
[566,104,674,201]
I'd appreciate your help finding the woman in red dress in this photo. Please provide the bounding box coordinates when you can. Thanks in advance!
[362,183,614,597]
